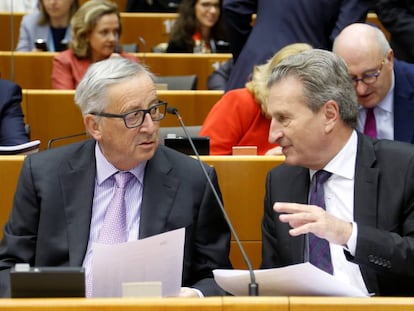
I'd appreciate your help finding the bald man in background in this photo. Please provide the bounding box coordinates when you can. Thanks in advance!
[332,23,414,144]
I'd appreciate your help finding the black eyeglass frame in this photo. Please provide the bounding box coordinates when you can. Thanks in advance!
[90,101,167,128]
[351,59,385,86]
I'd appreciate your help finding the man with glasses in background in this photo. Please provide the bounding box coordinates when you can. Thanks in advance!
[333,23,414,144]
[0,58,232,297]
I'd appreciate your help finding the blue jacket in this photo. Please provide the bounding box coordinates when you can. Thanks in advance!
[0,80,28,146]
[393,59,414,143]
[223,0,374,91]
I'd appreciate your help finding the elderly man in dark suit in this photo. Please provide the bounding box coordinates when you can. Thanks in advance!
[0,79,29,146]
[0,58,232,297]
[261,49,414,296]
[333,23,414,144]
[223,0,374,91]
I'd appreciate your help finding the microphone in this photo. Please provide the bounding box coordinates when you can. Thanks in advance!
[166,106,259,296]
[47,132,86,149]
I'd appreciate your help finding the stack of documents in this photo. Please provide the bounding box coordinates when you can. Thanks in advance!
[213,263,368,297]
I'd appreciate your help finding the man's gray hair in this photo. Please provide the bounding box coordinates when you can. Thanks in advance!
[75,58,153,115]
[268,49,358,128]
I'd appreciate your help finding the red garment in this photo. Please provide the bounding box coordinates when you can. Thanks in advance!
[199,88,278,155]
[52,50,139,89]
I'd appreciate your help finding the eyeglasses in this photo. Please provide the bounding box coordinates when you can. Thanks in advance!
[199,1,220,9]
[90,101,167,128]
[351,59,385,86]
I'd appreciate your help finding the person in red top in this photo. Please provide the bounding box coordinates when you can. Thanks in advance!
[200,43,312,155]
[52,0,138,89]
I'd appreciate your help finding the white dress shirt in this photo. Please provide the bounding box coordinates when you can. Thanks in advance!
[310,130,369,295]
[357,72,395,140]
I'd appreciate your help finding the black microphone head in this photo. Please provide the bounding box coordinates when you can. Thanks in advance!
[167,106,178,115]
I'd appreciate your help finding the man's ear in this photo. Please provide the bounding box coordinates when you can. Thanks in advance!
[84,114,102,140]
[324,100,339,133]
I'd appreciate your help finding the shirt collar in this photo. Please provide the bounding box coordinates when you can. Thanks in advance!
[95,142,147,185]
[310,130,358,181]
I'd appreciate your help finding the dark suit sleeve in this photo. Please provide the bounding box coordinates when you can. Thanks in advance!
[261,171,283,269]
[348,148,414,295]
[0,81,29,146]
[376,0,414,61]
[0,156,40,297]
[187,166,233,295]
[330,0,374,43]
[222,0,257,62]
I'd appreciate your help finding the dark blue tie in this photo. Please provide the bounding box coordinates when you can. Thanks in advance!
[308,170,333,274]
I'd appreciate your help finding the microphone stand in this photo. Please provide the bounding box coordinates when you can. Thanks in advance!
[47,132,86,149]
[167,107,259,296]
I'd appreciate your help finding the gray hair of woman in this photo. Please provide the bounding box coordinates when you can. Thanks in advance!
[75,58,153,115]
[267,49,358,128]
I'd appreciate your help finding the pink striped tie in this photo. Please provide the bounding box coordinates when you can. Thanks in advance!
[86,171,133,297]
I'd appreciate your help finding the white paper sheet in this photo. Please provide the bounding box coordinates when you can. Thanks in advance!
[213,262,368,297]
[92,227,185,297]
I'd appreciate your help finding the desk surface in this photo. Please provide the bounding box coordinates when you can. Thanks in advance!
[1,296,414,311]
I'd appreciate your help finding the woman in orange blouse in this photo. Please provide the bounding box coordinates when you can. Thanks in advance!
[200,43,312,155]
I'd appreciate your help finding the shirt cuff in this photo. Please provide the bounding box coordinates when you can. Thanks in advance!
[344,221,358,255]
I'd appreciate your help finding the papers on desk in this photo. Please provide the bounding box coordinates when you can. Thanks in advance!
[0,140,40,155]
[213,262,368,297]
[92,228,184,297]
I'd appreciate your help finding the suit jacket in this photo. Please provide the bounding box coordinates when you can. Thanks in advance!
[376,0,414,63]
[261,132,414,296]
[0,139,232,297]
[16,11,71,52]
[392,59,414,143]
[0,80,29,146]
[223,0,374,91]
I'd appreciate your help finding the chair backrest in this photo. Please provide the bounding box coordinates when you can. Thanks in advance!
[158,125,201,144]
[154,75,198,90]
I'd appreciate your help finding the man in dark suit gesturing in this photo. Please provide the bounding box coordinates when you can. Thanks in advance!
[0,79,29,146]
[0,58,232,297]
[261,49,414,296]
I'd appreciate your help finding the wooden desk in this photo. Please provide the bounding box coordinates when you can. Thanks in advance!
[0,297,290,311]
[0,52,231,90]
[0,12,178,52]
[21,89,223,150]
[289,297,414,311]
[199,155,284,269]
[80,0,128,11]
[1,297,414,311]
[0,155,25,240]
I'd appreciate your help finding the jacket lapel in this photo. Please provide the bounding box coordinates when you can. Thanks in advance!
[139,148,180,238]
[393,60,414,143]
[60,140,96,266]
[354,133,379,227]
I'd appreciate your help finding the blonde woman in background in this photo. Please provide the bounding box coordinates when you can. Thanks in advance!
[200,43,312,155]
[52,0,138,89]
